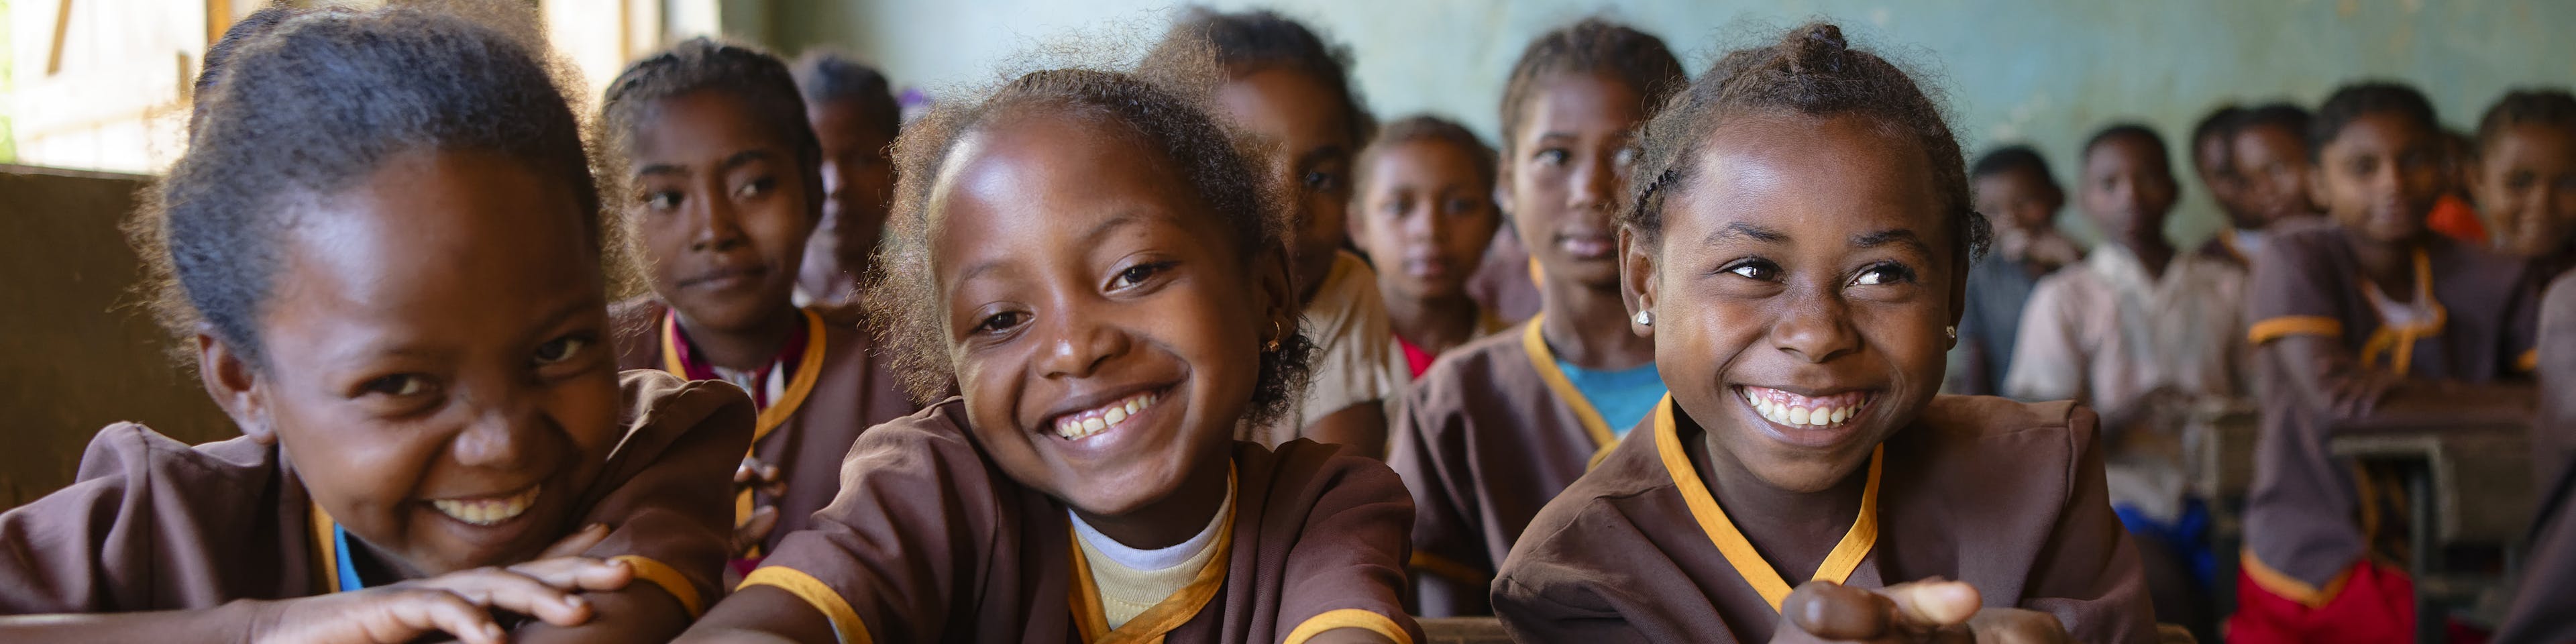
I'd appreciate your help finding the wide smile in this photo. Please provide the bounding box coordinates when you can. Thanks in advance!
[1737,385,1876,447]
[427,484,541,527]
[1045,387,1166,442]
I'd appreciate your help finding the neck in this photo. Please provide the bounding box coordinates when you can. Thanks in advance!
[1073,451,1231,550]
[1537,276,1653,370]
[2123,237,2175,279]
[2346,233,2424,302]
[679,305,802,372]
[1693,416,1870,582]
[1381,285,1481,357]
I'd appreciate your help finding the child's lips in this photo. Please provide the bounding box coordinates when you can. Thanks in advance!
[1736,385,1876,447]
[1047,389,1161,441]
[425,484,542,527]
[679,264,767,291]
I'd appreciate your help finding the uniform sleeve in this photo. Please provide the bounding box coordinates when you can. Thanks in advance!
[1488,510,1657,644]
[0,425,176,614]
[2502,263,2550,376]
[2243,233,2349,346]
[576,377,757,619]
[1384,382,1490,616]
[1275,448,1423,644]
[2001,276,2084,405]
[2019,407,2159,644]
[737,416,996,644]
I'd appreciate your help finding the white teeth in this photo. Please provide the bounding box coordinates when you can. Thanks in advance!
[1741,386,1869,429]
[1788,407,1811,425]
[1053,391,1159,440]
[431,485,541,526]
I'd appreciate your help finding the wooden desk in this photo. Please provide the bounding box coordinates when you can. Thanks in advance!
[2329,423,2534,644]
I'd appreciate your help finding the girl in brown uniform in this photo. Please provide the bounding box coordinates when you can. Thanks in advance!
[1386,18,1686,617]
[594,40,920,566]
[675,58,1418,644]
[1491,24,2155,643]
[0,5,745,642]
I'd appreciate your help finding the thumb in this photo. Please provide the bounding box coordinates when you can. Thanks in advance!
[1880,578,1982,628]
[1781,580,1894,641]
[733,506,781,553]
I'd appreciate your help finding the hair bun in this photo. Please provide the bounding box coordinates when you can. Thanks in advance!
[1799,23,1849,73]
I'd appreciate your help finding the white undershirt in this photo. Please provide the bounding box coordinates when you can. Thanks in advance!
[1068,494,1228,572]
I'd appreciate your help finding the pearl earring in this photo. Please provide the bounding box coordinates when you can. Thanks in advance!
[1635,310,1653,326]
[1944,325,1957,339]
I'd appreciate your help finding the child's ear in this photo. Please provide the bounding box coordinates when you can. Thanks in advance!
[1252,242,1300,345]
[1944,231,1970,350]
[195,331,276,444]
[1618,227,1656,339]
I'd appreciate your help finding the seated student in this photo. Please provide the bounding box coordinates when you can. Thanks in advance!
[2231,81,2542,644]
[2190,105,2265,264]
[1146,8,1404,456]
[1948,146,2079,396]
[2473,89,2576,279]
[0,5,745,642]
[2493,274,2576,644]
[673,61,1419,644]
[1491,24,2155,643]
[2005,123,2247,639]
[788,50,902,313]
[596,40,919,566]
[2229,103,2322,247]
[1347,114,1511,378]
[1385,17,1684,617]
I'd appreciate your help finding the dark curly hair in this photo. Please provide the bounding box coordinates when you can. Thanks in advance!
[2084,123,2172,172]
[1354,113,1498,198]
[2477,89,2576,148]
[1497,17,1686,158]
[2237,102,2314,146]
[1971,145,2056,184]
[2310,80,2440,162]
[792,48,901,138]
[598,38,824,234]
[2190,104,2245,170]
[859,61,1315,425]
[131,3,599,368]
[1144,6,1373,147]
[1625,23,1988,265]
[188,5,301,135]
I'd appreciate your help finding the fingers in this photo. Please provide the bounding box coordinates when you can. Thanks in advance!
[413,564,615,627]
[733,506,781,554]
[1878,578,1982,628]
[1780,580,1894,641]
[1967,608,2071,644]
[506,556,637,593]
[367,588,509,644]
[539,522,610,559]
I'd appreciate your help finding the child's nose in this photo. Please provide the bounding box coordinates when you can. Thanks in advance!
[1036,312,1131,380]
[690,197,750,252]
[1770,288,1862,364]
[449,397,547,472]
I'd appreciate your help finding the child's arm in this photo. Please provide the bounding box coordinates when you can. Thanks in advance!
[676,586,838,644]
[1383,382,1493,616]
[1305,402,1390,460]
[1275,443,1423,644]
[2246,235,2535,432]
[0,557,631,644]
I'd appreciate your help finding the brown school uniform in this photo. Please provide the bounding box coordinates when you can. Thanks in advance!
[0,370,749,619]
[1491,396,2155,644]
[2239,219,2542,602]
[2492,273,2576,644]
[1387,317,1637,617]
[610,299,916,555]
[1466,229,1542,325]
[737,399,1421,643]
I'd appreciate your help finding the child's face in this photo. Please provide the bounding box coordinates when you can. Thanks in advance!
[1971,167,2061,233]
[1507,72,1646,291]
[2314,113,2444,244]
[2231,123,2316,227]
[229,150,621,577]
[931,110,1292,519]
[1624,114,1961,494]
[2194,131,2253,227]
[1216,68,1356,297]
[1352,139,1501,302]
[806,98,898,278]
[629,91,818,331]
[2476,123,2576,258]
[2080,134,2179,249]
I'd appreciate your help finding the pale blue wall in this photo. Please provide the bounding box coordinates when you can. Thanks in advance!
[765,0,2576,245]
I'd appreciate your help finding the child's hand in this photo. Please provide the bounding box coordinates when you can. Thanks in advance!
[253,557,635,644]
[733,457,786,553]
[1771,578,2074,644]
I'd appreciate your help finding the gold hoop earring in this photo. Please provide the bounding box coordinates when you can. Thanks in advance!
[1265,320,1284,353]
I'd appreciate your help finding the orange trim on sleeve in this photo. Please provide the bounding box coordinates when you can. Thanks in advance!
[1282,608,1413,644]
[2240,547,2353,610]
[1405,551,1489,587]
[2520,348,2541,373]
[738,567,872,644]
[2248,316,2345,345]
[610,555,703,617]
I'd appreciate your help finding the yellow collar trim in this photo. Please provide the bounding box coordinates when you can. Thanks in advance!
[1521,314,1618,455]
[2357,250,2445,374]
[309,501,338,592]
[1653,396,1881,611]
[662,307,831,553]
[1069,464,1239,644]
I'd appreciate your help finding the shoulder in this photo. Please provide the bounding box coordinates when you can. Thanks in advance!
[2253,217,2345,262]
[1249,439,1409,505]
[1912,394,2092,443]
[68,423,277,490]
[616,368,755,449]
[1405,326,1527,401]
[1516,429,1669,535]
[1904,395,2101,487]
[608,297,669,367]
[840,398,1004,488]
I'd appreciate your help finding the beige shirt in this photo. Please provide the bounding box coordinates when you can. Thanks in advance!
[1243,252,1407,447]
[2004,245,2252,523]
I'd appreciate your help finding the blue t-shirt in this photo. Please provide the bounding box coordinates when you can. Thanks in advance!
[1557,362,1666,437]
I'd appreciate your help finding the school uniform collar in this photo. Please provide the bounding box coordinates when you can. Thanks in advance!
[659,306,832,557]
[1652,396,1882,612]
[1520,314,1621,468]
[1068,462,1238,643]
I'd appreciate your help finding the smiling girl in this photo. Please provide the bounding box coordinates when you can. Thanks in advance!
[0,5,745,643]
[676,59,1417,644]
[1490,24,2154,643]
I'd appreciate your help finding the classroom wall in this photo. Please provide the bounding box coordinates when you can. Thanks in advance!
[761,0,2576,246]
[0,165,231,506]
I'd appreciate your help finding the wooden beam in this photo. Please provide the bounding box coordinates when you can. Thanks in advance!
[207,0,234,46]
[46,0,74,75]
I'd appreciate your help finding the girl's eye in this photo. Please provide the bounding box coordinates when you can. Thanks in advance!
[1851,262,1918,286]
[1302,170,1342,193]
[1723,259,1780,282]
[975,311,1027,335]
[1112,262,1173,288]
[362,374,430,398]
[1535,148,1570,166]
[534,335,589,365]
[645,191,683,211]
[733,177,775,200]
